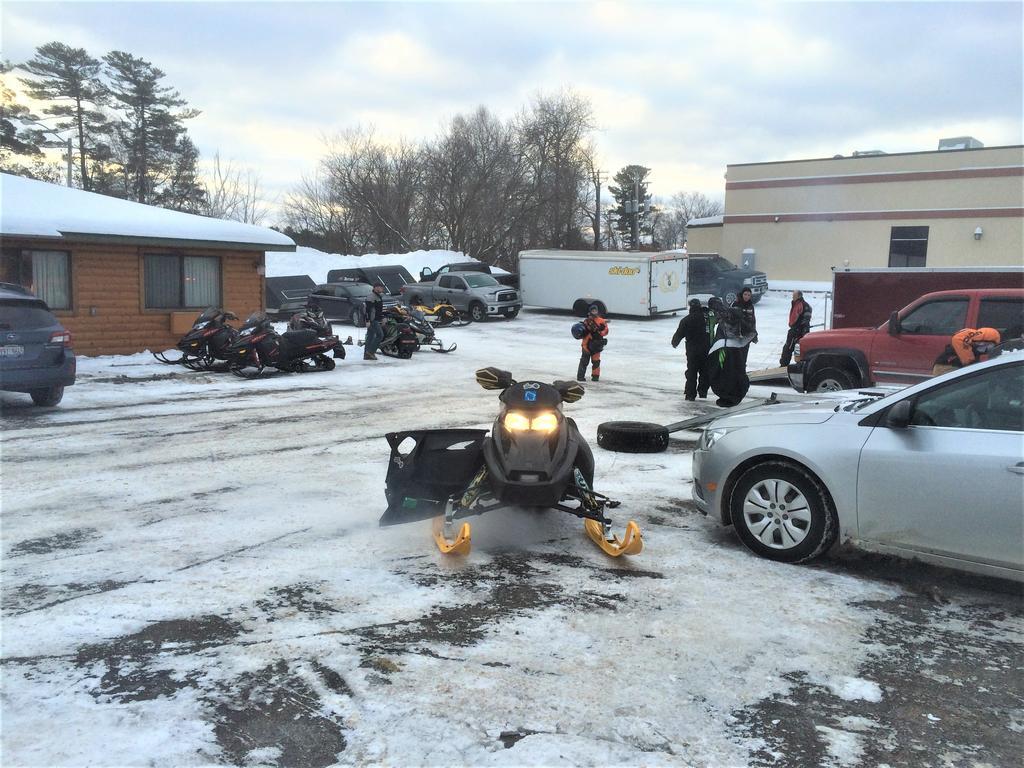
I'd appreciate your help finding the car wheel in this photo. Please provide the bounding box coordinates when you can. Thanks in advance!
[587,301,607,316]
[723,291,737,306]
[350,307,365,326]
[596,421,670,453]
[729,461,837,563]
[469,302,487,323]
[808,366,855,392]
[30,385,64,407]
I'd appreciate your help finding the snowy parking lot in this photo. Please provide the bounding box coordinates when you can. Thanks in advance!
[2,292,1022,767]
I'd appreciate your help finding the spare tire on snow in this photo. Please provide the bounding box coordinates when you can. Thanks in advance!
[597,421,670,453]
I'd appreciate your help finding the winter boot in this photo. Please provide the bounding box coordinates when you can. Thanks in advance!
[363,352,378,360]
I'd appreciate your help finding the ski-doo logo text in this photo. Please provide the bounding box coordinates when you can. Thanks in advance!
[608,266,640,276]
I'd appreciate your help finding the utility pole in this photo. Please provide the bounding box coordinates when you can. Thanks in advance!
[593,171,606,250]
[631,174,640,249]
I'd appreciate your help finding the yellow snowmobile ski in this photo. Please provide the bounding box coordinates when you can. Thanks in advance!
[433,516,471,556]
[584,518,643,557]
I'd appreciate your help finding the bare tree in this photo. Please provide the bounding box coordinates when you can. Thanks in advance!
[653,190,724,249]
[282,170,357,255]
[204,152,266,224]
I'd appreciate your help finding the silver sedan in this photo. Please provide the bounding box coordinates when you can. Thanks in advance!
[692,352,1024,581]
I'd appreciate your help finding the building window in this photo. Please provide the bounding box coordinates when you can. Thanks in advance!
[0,249,71,309]
[144,254,221,309]
[888,226,929,268]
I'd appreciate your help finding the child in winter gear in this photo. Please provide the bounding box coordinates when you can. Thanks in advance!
[779,290,812,367]
[577,306,609,381]
[672,298,713,400]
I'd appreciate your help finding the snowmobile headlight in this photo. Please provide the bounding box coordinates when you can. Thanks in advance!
[530,412,559,432]
[504,412,532,431]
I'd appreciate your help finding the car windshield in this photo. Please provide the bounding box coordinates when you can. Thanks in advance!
[464,274,499,288]
[0,301,56,330]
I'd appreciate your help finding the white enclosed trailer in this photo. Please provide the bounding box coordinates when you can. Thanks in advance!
[518,250,688,317]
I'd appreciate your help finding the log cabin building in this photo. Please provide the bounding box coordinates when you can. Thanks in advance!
[0,173,295,356]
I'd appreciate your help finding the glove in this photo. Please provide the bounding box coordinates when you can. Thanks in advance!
[752,334,759,344]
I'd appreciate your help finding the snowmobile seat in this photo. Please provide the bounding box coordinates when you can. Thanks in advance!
[282,328,320,346]
[380,429,488,526]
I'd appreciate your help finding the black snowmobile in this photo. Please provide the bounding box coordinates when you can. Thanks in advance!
[389,305,456,353]
[226,310,344,377]
[380,367,642,557]
[153,307,239,370]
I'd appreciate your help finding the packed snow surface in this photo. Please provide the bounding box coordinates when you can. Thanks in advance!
[3,268,1019,766]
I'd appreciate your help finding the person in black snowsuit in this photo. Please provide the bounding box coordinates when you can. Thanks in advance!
[671,298,713,400]
[362,283,386,360]
[707,296,754,407]
[732,287,758,367]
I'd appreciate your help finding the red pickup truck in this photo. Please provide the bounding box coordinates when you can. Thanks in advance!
[788,288,1024,391]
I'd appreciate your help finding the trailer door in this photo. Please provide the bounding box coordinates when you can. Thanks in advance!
[648,258,687,314]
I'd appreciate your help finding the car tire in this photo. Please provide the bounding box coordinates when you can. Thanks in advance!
[469,302,487,323]
[30,385,64,407]
[350,307,365,326]
[808,366,856,392]
[587,300,607,316]
[596,421,670,453]
[723,291,738,306]
[728,461,837,564]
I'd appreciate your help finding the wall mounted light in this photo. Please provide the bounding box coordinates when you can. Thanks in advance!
[973,226,984,241]
[773,215,781,223]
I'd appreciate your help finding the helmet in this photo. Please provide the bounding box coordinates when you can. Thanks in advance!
[571,322,587,339]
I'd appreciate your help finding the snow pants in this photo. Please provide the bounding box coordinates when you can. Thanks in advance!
[578,347,602,381]
[779,328,805,367]
[685,348,710,399]
[709,346,750,407]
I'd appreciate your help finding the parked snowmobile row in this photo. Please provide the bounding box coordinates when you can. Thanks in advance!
[380,367,643,558]
[154,302,459,377]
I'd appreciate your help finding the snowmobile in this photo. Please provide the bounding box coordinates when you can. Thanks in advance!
[380,367,643,557]
[387,305,457,353]
[374,309,421,359]
[226,310,344,378]
[153,307,239,370]
[407,301,471,327]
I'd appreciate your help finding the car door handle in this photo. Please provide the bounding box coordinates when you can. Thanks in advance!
[1009,463,1024,475]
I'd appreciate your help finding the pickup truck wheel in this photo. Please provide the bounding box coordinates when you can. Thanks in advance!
[573,300,589,317]
[729,461,837,563]
[30,385,64,407]
[596,421,669,453]
[349,307,365,326]
[808,367,855,392]
[723,291,737,306]
[469,302,487,323]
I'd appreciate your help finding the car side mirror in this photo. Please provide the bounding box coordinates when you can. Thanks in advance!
[476,367,513,390]
[420,268,433,280]
[553,380,585,403]
[885,400,912,428]
[888,311,901,336]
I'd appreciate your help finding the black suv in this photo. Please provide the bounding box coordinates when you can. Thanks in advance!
[0,283,76,406]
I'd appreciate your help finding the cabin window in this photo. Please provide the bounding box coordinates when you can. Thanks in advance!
[144,254,221,309]
[888,226,929,268]
[0,249,72,309]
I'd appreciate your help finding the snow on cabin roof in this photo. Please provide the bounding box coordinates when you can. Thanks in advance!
[0,173,295,251]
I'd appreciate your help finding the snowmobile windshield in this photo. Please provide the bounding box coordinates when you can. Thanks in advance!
[463,274,499,288]
[196,307,222,323]
[242,311,268,329]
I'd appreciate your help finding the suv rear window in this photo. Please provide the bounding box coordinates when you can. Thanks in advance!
[0,301,57,330]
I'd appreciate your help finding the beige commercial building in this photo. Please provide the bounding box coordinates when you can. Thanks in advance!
[686,144,1024,281]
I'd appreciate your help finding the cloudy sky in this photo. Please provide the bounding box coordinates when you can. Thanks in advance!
[4,1,1022,222]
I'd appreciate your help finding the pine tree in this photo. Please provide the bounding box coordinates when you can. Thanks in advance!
[153,136,207,213]
[20,42,109,190]
[608,164,655,249]
[102,50,199,203]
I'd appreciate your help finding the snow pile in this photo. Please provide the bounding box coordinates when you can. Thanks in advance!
[267,246,473,284]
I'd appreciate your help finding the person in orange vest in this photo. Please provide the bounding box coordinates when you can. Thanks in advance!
[932,327,1001,374]
[577,306,609,382]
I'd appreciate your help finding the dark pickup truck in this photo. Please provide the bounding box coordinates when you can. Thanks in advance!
[687,254,768,305]
[420,262,519,289]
